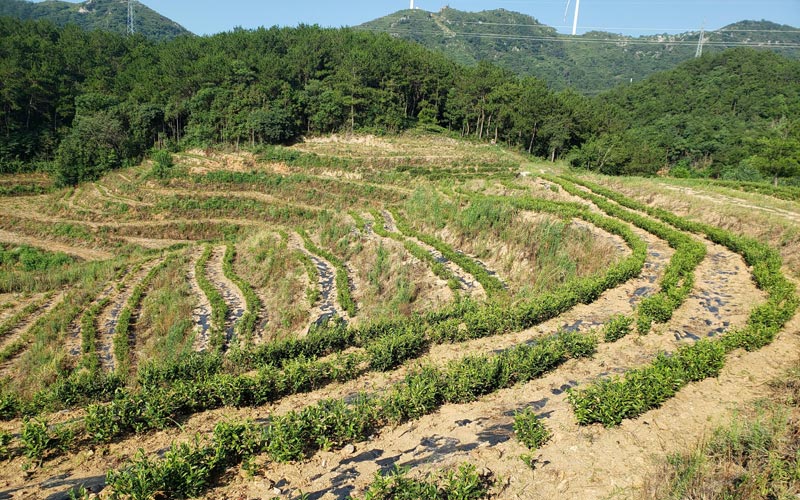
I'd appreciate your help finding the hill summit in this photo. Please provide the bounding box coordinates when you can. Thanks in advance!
[358,8,800,94]
[0,0,191,40]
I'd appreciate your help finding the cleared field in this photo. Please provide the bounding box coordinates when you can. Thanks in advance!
[0,134,796,500]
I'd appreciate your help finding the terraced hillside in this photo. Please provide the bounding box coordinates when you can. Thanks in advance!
[0,133,797,499]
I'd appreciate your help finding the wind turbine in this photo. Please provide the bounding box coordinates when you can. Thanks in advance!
[564,0,581,36]
[410,0,415,10]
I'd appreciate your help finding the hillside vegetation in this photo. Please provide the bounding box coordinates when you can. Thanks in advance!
[0,0,190,40]
[0,7,800,499]
[0,132,796,498]
[1,17,798,184]
[359,8,800,94]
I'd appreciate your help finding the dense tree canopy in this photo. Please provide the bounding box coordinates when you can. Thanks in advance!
[1,17,798,185]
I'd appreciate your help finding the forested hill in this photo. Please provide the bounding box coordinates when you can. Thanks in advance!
[0,0,190,40]
[572,48,800,179]
[358,8,800,94]
[1,17,797,186]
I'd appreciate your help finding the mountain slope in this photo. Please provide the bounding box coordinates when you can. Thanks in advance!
[359,8,800,94]
[0,0,190,40]
[573,48,800,175]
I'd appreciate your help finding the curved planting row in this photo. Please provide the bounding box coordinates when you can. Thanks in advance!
[0,293,53,342]
[542,175,707,334]
[111,255,175,376]
[193,244,228,352]
[298,229,357,318]
[390,209,505,295]
[104,331,595,499]
[221,243,263,345]
[367,209,460,291]
[564,177,798,427]
[293,246,322,307]
[0,292,66,368]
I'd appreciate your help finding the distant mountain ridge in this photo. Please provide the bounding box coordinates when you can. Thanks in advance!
[358,8,800,94]
[0,0,190,40]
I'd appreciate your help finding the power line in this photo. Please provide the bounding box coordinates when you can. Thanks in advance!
[355,26,800,48]
[456,21,799,34]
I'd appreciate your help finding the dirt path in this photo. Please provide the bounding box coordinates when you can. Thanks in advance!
[0,293,45,323]
[288,233,349,332]
[205,245,247,345]
[0,292,67,377]
[218,234,764,499]
[662,184,800,224]
[94,182,152,208]
[94,259,164,372]
[381,210,487,299]
[188,247,214,352]
[0,229,112,262]
[65,280,119,358]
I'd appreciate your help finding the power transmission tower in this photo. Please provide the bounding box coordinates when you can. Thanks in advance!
[127,0,136,36]
[695,24,706,57]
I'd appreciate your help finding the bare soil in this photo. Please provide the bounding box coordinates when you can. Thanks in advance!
[205,245,247,345]
[288,233,350,333]
[0,229,111,262]
[187,246,214,352]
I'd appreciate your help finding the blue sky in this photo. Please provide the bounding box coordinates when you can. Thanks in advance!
[46,0,800,36]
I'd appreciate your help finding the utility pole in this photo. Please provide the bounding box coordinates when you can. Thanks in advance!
[127,0,136,36]
[695,23,706,57]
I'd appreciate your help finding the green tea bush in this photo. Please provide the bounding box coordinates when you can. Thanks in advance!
[106,421,265,500]
[603,314,634,342]
[514,407,552,450]
[0,431,11,460]
[0,392,20,420]
[299,230,357,317]
[570,340,726,426]
[356,463,493,500]
[21,418,73,463]
[222,243,262,343]
[367,326,429,371]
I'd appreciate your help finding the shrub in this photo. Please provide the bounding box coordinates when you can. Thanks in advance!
[356,463,493,500]
[514,407,552,450]
[367,326,429,371]
[21,418,73,463]
[603,315,634,342]
[149,149,174,179]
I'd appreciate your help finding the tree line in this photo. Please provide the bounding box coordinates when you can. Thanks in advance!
[0,17,798,185]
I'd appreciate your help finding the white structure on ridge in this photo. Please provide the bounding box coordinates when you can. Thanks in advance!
[696,24,706,57]
[564,0,581,36]
[410,0,415,9]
